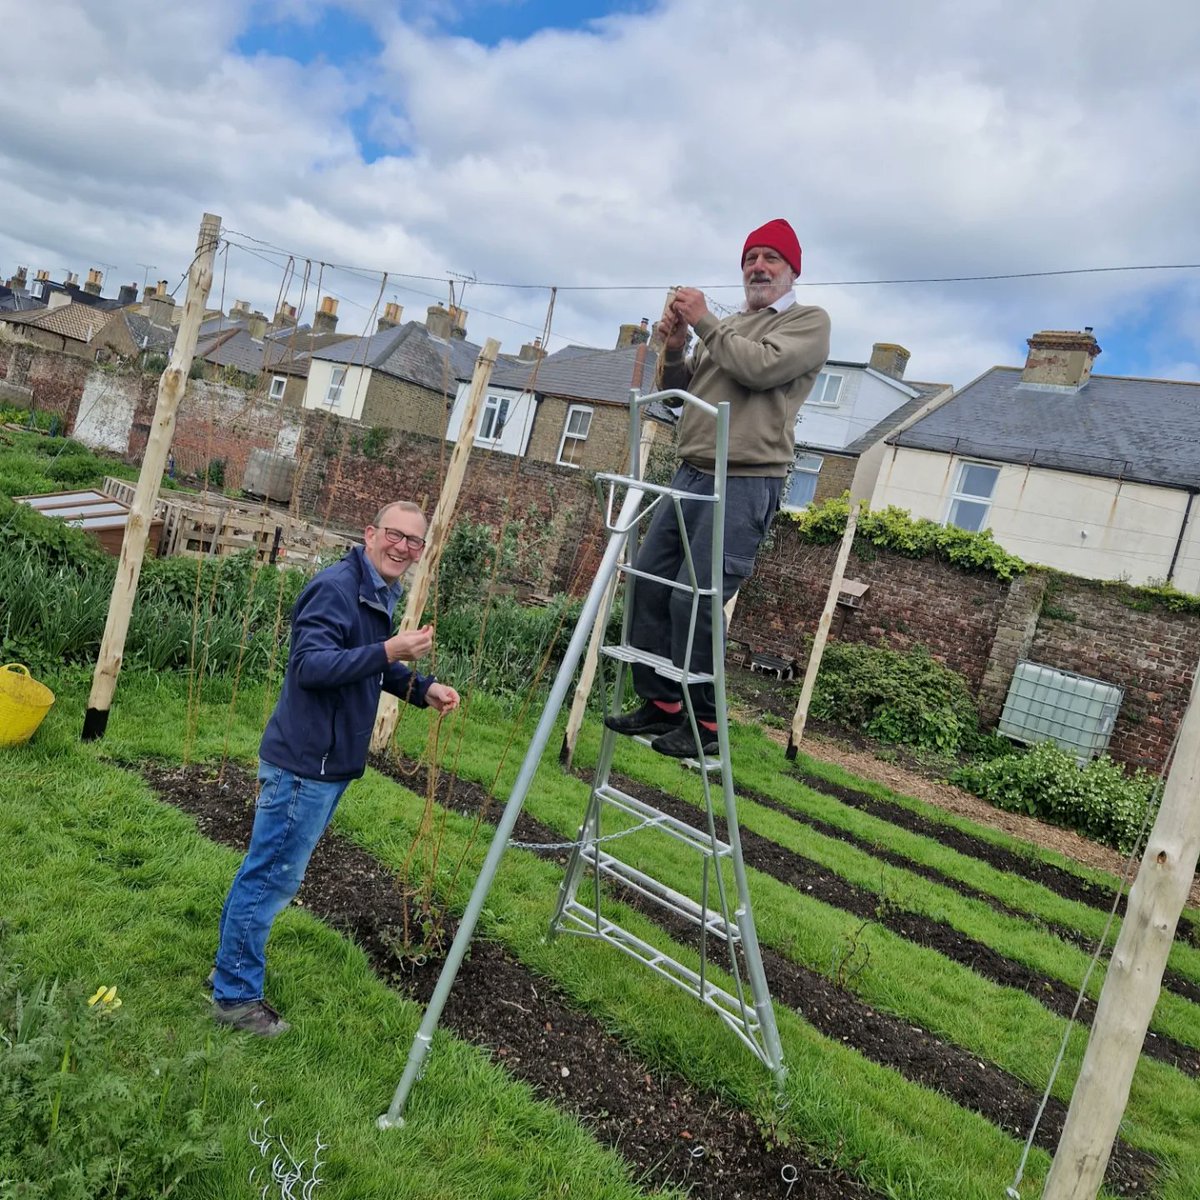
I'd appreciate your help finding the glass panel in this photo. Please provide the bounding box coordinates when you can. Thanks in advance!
[559,437,584,466]
[948,498,989,531]
[785,469,818,509]
[795,453,824,472]
[566,408,591,437]
[958,463,998,499]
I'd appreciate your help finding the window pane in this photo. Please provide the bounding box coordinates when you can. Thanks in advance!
[560,437,584,466]
[948,498,989,531]
[785,469,818,509]
[567,408,591,437]
[958,463,998,499]
[796,453,823,472]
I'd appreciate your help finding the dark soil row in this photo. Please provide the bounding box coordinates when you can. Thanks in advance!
[732,780,1200,1009]
[371,754,1156,1196]
[603,771,1200,1079]
[786,766,1200,951]
[141,760,878,1200]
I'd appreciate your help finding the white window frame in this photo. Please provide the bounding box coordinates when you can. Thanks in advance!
[556,404,593,467]
[269,374,287,401]
[782,452,824,511]
[325,366,346,409]
[478,393,510,442]
[807,370,844,407]
[945,460,1000,532]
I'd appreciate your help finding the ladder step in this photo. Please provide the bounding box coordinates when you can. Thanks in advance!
[590,850,742,944]
[628,732,724,772]
[594,783,730,855]
[601,644,714,684]
[595,471,720,504]
[557,902,768,1059]
[617,562,719,597]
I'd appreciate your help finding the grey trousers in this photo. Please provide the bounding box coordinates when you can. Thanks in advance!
[628,464,783,721]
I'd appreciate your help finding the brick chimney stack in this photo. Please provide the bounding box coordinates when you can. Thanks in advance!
[518,336,545,362]
[230,299,251,321]
[272,302,297,330]
[426,303,451,339]
[449,305,468,340]
[1022,328,1101,390]
[117,283,138,307]
[868,342,910,380]
[148,287,176,328]
[313,295,339,335]
[616,317,651,349]
[377,301,403,333]
[7,266,28,290]
[83,268,104,296]
[246,310,269,340]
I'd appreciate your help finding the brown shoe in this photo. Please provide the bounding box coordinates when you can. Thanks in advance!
[212,999,290,1037]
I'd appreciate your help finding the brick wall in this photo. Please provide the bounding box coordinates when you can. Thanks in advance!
[526,396,634,473]
[296,412,605,594]
[360,375,449,438]
[1026,577,1200,770]
[2,343,92,426]
[811,452,857,506]
[733,519,1009,689]
[732,517,1197,772]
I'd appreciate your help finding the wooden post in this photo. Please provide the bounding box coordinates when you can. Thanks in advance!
[785,499,860,760]
[82,213,221,741]
[1041,660,1200,1200]
[369,338,500,753]
[559,421,659,769]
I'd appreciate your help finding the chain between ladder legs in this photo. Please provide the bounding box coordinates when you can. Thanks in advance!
[509,814,666,853]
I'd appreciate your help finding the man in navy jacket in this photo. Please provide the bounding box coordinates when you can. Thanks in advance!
[211,500,459,1036]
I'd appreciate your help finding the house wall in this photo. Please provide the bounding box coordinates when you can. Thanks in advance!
[809,451,858,506]
[303,360,371,422]
[872,445,1195,588]
[446,384,533,456]
[361,373,450,437]
[796,368,916,453]
[526,396,633,472]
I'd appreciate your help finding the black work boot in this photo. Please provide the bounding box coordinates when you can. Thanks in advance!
[651,723,719,759]
[604,701,684,737]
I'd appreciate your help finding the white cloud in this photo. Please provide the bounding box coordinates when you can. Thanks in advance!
[1,0,1197,385]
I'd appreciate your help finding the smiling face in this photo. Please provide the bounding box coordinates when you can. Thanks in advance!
[363,503,428,584]
[742,245,796,311]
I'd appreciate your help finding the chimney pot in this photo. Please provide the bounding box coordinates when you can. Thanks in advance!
[376,301,404,333]
[616,320,650,349]
[1022,329,1101,390]
[313,295,339,334]
[868,342,910,380]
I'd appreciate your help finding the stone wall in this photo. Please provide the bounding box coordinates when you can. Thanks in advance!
[360,375,448,438]
[733,517,1198,772]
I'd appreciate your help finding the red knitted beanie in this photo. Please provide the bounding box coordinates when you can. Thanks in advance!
[742,219,802,275]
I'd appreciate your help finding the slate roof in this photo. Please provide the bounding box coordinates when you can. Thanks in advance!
[123,312,176,353]
[488,343,659,404]
[0,287,43,314]
[2,301,116,344]
[312,322,487,393]
[890,366,1200,489]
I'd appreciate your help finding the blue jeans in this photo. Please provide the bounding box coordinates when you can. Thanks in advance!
[213,760,350,1004]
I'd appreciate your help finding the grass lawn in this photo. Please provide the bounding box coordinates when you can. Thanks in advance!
[4,668,1198,1198]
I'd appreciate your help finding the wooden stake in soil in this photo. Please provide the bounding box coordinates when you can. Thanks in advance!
[82,212,222,742]
[785,499,860,760]
[369,338,500,753]
[1041,658,1200,1200]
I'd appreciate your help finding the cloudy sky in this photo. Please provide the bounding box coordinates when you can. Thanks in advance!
[3,0,1197,386]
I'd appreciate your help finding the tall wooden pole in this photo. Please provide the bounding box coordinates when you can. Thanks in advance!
[82,213,221,741]
[369,338,500,753]
[785,499,860,760]
[559,420,659,769]
[1041,659,1200,1200]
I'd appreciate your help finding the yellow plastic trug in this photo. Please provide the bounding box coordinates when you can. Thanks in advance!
[0,664,56,746]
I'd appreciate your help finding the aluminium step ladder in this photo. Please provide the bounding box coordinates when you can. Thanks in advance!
[379,387,784,1130]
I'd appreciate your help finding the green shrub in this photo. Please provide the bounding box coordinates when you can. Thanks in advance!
[809,641,985,758]
[952,740,1159,852]
[0,970,222,1197]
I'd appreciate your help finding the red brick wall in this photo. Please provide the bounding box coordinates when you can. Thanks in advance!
[733,520,1008,689]
[2,344,92,428]
[1027,578,1200,771]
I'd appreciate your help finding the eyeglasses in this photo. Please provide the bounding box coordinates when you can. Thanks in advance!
[379,526,426,551]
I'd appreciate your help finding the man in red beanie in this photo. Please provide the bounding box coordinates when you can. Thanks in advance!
[606,218,830,758]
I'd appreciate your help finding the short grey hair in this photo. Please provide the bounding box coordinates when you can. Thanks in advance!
[371,500,426,528]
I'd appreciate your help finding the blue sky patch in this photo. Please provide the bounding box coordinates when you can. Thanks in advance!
[429,0,653,45]
[236,5,382,67]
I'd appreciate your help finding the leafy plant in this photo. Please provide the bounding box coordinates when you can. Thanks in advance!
[809,640,986,758]
[0,969,223,1197]
[952,740,1160,852]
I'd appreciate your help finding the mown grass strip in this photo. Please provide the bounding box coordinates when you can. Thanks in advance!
[0,706,675,1200]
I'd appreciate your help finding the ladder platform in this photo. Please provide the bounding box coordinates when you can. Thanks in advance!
[594,783,730,855]
[601,644,714,684]
[629,732,723,773]
[558,902,768,1058]
[594,471,720,505]
[589,850,742,944]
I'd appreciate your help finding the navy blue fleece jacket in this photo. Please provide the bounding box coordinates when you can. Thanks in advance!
[259,545,433,780]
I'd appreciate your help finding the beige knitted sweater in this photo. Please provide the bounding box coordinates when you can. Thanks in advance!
[661,300,831,476]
